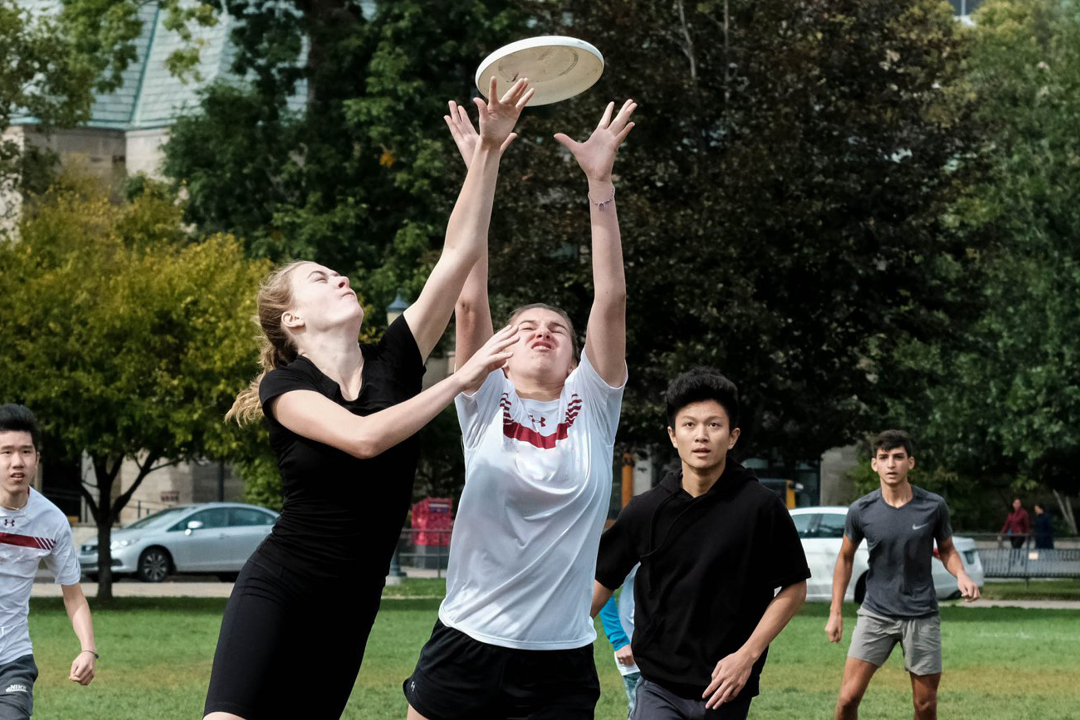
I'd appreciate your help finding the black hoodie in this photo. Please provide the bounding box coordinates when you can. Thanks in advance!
[596,461,810,699]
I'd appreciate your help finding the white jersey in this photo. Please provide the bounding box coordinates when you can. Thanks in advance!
[439,351,625,650]
[0,489,81,664]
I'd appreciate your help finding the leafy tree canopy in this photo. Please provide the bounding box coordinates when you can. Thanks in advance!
[87,0,981,475]
[886,0,1080,528]
[0,174,271,597]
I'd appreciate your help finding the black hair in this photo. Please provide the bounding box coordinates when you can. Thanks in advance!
[0,404,41,451]
[665,367,740,428]
[872,429,913,457]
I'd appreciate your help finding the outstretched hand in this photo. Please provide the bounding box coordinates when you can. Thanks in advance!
[554,99,637,182]
[473,77,534,155]
[444,100,483,169]
[455,324,518,389]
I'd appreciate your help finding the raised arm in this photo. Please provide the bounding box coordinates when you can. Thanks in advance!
[402,78,533,360]
[555,99,637,386]
[443,100,496,381]
[271,326,518,458]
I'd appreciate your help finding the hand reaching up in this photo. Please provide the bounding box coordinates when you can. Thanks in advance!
[444,100,481,168]
[444,78,533,168]
[473,77,535,156]
[554,99,637,183]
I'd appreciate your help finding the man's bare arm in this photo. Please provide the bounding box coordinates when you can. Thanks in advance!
[825,535,858,643]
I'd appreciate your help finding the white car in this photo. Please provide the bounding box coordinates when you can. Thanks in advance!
[791,506,985,602]
[79,502,278,582]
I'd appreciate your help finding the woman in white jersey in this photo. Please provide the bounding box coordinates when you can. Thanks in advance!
[404,98,636,720]
[203,79,533,720]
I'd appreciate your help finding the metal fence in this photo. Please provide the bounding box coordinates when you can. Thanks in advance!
[969,534,1080,580]
[391,528,453,579]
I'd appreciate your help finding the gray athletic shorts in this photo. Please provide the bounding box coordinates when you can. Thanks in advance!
[0,655,37,720]
[632,678,752,720]
[848,608,942,676]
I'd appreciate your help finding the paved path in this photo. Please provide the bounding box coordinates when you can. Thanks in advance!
[948,598,1080,610]
[30,568,446,599]
[32,580,234,598]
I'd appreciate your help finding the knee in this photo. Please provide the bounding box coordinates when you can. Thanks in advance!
[837,689,863,712]
[913,692,937,715]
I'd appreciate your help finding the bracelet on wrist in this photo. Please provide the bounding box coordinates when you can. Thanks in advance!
[588,185,615,211]
[81,650,99,659]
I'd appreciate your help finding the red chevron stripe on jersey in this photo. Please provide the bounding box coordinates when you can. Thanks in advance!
[0,532,55,551]
[501,393,582,449]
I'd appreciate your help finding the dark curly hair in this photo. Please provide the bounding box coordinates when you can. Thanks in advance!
[664,367,740,429]
[872,429,913,457]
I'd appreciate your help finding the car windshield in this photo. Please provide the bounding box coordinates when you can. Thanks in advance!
[791,513,814,538]
[123,506,191,530]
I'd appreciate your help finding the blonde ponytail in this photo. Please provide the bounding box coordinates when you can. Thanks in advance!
[227,261,307,426]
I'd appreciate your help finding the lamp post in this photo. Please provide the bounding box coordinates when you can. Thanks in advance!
[386,290,409,325]
[385,290,410,586]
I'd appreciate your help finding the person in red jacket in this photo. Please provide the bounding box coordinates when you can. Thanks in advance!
[999,498,1031,549]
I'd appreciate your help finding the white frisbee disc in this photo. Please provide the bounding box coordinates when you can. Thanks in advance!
[475,36,604,107]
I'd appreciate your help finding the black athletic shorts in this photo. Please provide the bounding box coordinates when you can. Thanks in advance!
[0,655,37,720]
[204,552,382,720]
[404,619,600,720]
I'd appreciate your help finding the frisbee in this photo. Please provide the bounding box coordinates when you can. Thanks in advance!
[475,36,604,107]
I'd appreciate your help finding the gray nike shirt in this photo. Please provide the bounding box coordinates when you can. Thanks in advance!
[845,486,953,618]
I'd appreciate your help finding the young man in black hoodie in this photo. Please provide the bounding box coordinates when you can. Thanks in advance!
[593,368,810,719]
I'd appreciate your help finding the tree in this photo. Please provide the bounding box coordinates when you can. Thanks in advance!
[159,0,525,312]
[475,0,981,470]
[0,176,271,598]
[888,0,1080,533]
[120,0,980,488]
[0,1,98,201]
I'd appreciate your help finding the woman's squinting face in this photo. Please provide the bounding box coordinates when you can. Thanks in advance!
[504,308,575,382]
[288,262,363,332]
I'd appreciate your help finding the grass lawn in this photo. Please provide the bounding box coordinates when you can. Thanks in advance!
[26,587,1080,720]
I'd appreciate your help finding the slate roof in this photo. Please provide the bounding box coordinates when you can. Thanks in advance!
[12,1,305,130]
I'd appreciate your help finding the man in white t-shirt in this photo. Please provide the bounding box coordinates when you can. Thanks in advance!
[404,97,637,720]
[0,405,96,720]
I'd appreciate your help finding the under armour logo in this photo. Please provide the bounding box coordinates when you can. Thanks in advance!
[529,414,547,428]
[1,518,15,528]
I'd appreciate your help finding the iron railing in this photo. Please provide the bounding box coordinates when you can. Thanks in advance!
[966,534,1080,580]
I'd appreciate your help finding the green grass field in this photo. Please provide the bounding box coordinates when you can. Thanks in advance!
[25,586,1080,720]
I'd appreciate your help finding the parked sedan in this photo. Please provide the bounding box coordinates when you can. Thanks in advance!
[79,502,278,582]
[792,506,985,603]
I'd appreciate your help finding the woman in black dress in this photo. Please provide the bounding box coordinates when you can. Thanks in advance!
[203,78,533,720]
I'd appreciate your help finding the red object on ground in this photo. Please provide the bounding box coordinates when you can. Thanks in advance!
[412,497,454,546]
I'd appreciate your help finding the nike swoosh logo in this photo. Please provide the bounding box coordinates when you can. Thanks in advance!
[912,523,928,530]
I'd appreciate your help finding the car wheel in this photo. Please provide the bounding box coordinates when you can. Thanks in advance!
[137,547,172,583]
[86,573,99,584]
[217,573,239,583]
[854,573,868,604]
